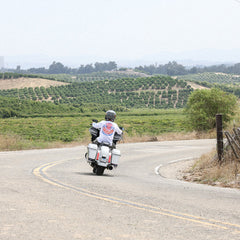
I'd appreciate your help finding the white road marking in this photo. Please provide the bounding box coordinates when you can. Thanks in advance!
[154,157,194,175]
[154,164,162,175]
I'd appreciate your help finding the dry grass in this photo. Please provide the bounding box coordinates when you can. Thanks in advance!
[123,130,216,143]
[0,130,215,152]
[0,134,91,151]
[182,150,240,189]
[0,78,68,90]
[179,114,240,189]
[187,81,209,90]
[0,134,30,151]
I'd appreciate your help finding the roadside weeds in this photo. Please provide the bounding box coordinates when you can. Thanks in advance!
[0,131,215,151]
[180,150,240,189]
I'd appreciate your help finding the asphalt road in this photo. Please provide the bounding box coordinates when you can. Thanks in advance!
[1,139,240,240]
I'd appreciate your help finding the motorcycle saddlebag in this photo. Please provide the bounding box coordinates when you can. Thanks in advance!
[111,149,121,165]
[87,143,98,160]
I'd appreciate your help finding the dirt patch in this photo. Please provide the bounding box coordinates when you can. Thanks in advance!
[187,81,208,90]
[159,159,195,180]
[0,78,68,90]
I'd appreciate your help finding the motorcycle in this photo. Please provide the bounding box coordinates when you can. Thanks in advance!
[85,120,123,176]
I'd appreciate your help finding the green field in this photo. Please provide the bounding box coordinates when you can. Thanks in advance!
[0,109,189,150]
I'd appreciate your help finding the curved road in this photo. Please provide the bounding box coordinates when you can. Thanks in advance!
[1,139,240,240]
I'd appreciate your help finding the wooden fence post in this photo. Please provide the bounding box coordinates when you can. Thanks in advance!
[216,114,223,162]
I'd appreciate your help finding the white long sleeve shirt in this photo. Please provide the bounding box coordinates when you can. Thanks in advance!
[92,120,122,146]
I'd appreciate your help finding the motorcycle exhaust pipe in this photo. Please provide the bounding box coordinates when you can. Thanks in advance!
[108,165,113,170]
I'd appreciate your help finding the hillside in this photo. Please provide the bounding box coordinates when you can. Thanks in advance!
[0,76,193,109]
[177,72,240,85]
[176,72,240,98]
[37,70,149,83]
[0,77,68,90]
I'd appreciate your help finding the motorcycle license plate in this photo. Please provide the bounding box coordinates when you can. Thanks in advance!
[100,157,107,163]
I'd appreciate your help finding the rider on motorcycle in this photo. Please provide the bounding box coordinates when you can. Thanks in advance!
[92,110,122,147]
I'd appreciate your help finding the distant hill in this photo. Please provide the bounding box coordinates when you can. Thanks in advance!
[0,75,193,109]
[0,71,149,86]
[177,72,240,85]
[40,70,149,83]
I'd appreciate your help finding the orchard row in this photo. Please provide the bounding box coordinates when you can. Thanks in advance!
[0,76,193,109]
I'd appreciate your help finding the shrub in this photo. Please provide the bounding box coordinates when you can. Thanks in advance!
[185,88,238,131]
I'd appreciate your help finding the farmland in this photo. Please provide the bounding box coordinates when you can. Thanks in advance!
[0,108,189,150]
[0,75,193,109]
[0,70,239,150]
[0,70,148,84]
[177,72,240,85]
[0,74,193,150]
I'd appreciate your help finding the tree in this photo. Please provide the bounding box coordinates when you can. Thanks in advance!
[49,61,68,74]
[107,61,117,70]
[185,88,238,131]
[84,64,94,74]
[165,61,187,76]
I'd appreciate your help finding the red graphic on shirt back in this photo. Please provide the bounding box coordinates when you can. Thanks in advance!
[102,123,114,136]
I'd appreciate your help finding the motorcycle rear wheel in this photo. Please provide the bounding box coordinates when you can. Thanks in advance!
[96,166,105,175]
[93,166,97,174]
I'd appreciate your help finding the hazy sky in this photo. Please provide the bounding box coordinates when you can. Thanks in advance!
[1,0,240,67]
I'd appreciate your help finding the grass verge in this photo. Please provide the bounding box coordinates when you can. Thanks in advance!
[182,150,240,189]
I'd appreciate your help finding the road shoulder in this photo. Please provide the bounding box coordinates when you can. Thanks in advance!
[159,159,195,180]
